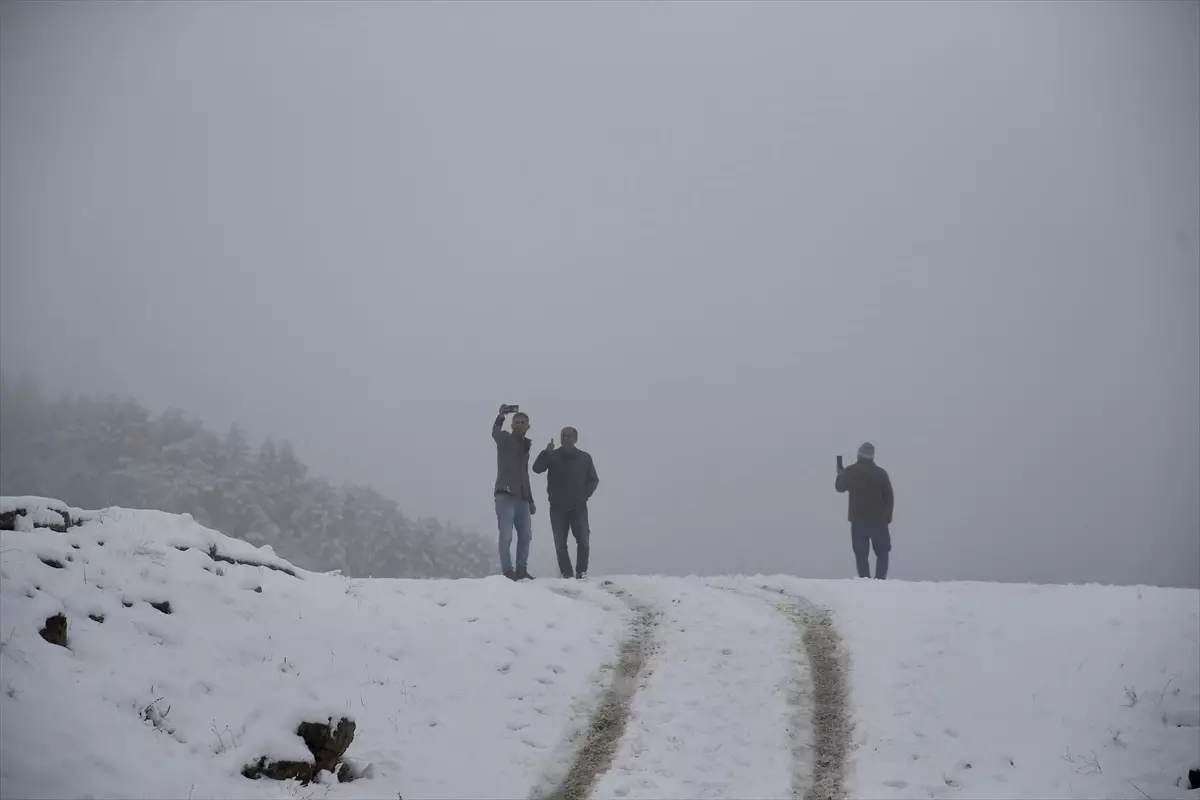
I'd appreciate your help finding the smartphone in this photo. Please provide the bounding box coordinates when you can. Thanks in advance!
[502,404,520,414]
[836,455,843,470]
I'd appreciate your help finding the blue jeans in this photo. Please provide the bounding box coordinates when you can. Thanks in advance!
[851,522,891,579]
[495,492,532,574]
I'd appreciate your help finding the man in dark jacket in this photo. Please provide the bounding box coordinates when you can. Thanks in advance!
[492,405,536,581]
[835,441,894,579]
[532,426,599,580]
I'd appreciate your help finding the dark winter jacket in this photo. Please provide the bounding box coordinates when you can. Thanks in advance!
[492,416,533,503]
[532,447,599,510]
[835,458,894,526]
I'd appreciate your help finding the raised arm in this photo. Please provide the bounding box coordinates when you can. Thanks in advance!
[493,404,514,441]
[532,448,551,474]
[584,454,600,498]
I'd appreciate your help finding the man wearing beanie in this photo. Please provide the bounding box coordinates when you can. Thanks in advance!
[835,442,895,579]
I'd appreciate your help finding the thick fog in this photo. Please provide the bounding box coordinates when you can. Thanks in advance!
[2,1,1197,587]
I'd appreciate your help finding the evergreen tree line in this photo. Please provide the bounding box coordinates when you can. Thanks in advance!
[0,375,493,579]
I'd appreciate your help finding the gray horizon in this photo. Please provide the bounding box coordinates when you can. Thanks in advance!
[2,0,1197,588]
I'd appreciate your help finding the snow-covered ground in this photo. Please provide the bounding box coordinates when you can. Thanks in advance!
[1,498,1197,800]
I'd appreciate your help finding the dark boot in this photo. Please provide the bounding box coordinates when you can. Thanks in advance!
[515,566,533,581]
[503,569,516,581]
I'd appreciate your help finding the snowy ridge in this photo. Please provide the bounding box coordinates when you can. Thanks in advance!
[0,499,625,799]
[1,498,1198,800]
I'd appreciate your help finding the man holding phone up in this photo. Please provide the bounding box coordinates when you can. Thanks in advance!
[493,404,536,581]
[835,442,895,579]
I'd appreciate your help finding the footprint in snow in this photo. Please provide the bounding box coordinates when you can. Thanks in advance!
[944,728,960,739]
[547,664,565,674]
[497,663,512,674]
[884,779,909,789]
[507,720,529,731]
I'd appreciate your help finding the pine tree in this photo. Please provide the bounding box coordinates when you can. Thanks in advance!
[0,377,493,579]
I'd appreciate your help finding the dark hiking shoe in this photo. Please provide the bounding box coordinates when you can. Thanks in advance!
[576,571,588,581]
[561,573,574,579]
[503,569,517,581]
[515,567,534,581]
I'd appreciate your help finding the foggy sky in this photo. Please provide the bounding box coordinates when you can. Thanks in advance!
[2,0,1197,587]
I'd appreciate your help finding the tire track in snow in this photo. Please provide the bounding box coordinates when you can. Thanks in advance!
[713,582,852,800]
[781,590,851,800]
[534,581,660,800]
[587,580,798,798]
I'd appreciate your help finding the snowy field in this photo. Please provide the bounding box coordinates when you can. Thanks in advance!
[1,497,1197,800]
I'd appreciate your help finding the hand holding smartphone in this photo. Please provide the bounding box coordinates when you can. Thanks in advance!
[500,404,519,415]
[836,455,844,472]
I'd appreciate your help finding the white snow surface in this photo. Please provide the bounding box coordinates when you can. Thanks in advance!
[1,498,1197,800]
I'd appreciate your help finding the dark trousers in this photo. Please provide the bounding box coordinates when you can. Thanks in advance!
[851,522,891,579]
[550,505,590,577]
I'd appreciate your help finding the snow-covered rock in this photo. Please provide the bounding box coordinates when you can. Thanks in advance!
[0,496,90,533]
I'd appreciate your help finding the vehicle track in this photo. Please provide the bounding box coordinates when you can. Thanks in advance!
[712,582,852,800]
[533,582,660,800]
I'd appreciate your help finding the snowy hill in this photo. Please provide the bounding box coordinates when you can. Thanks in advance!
[1,498,1197,800]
